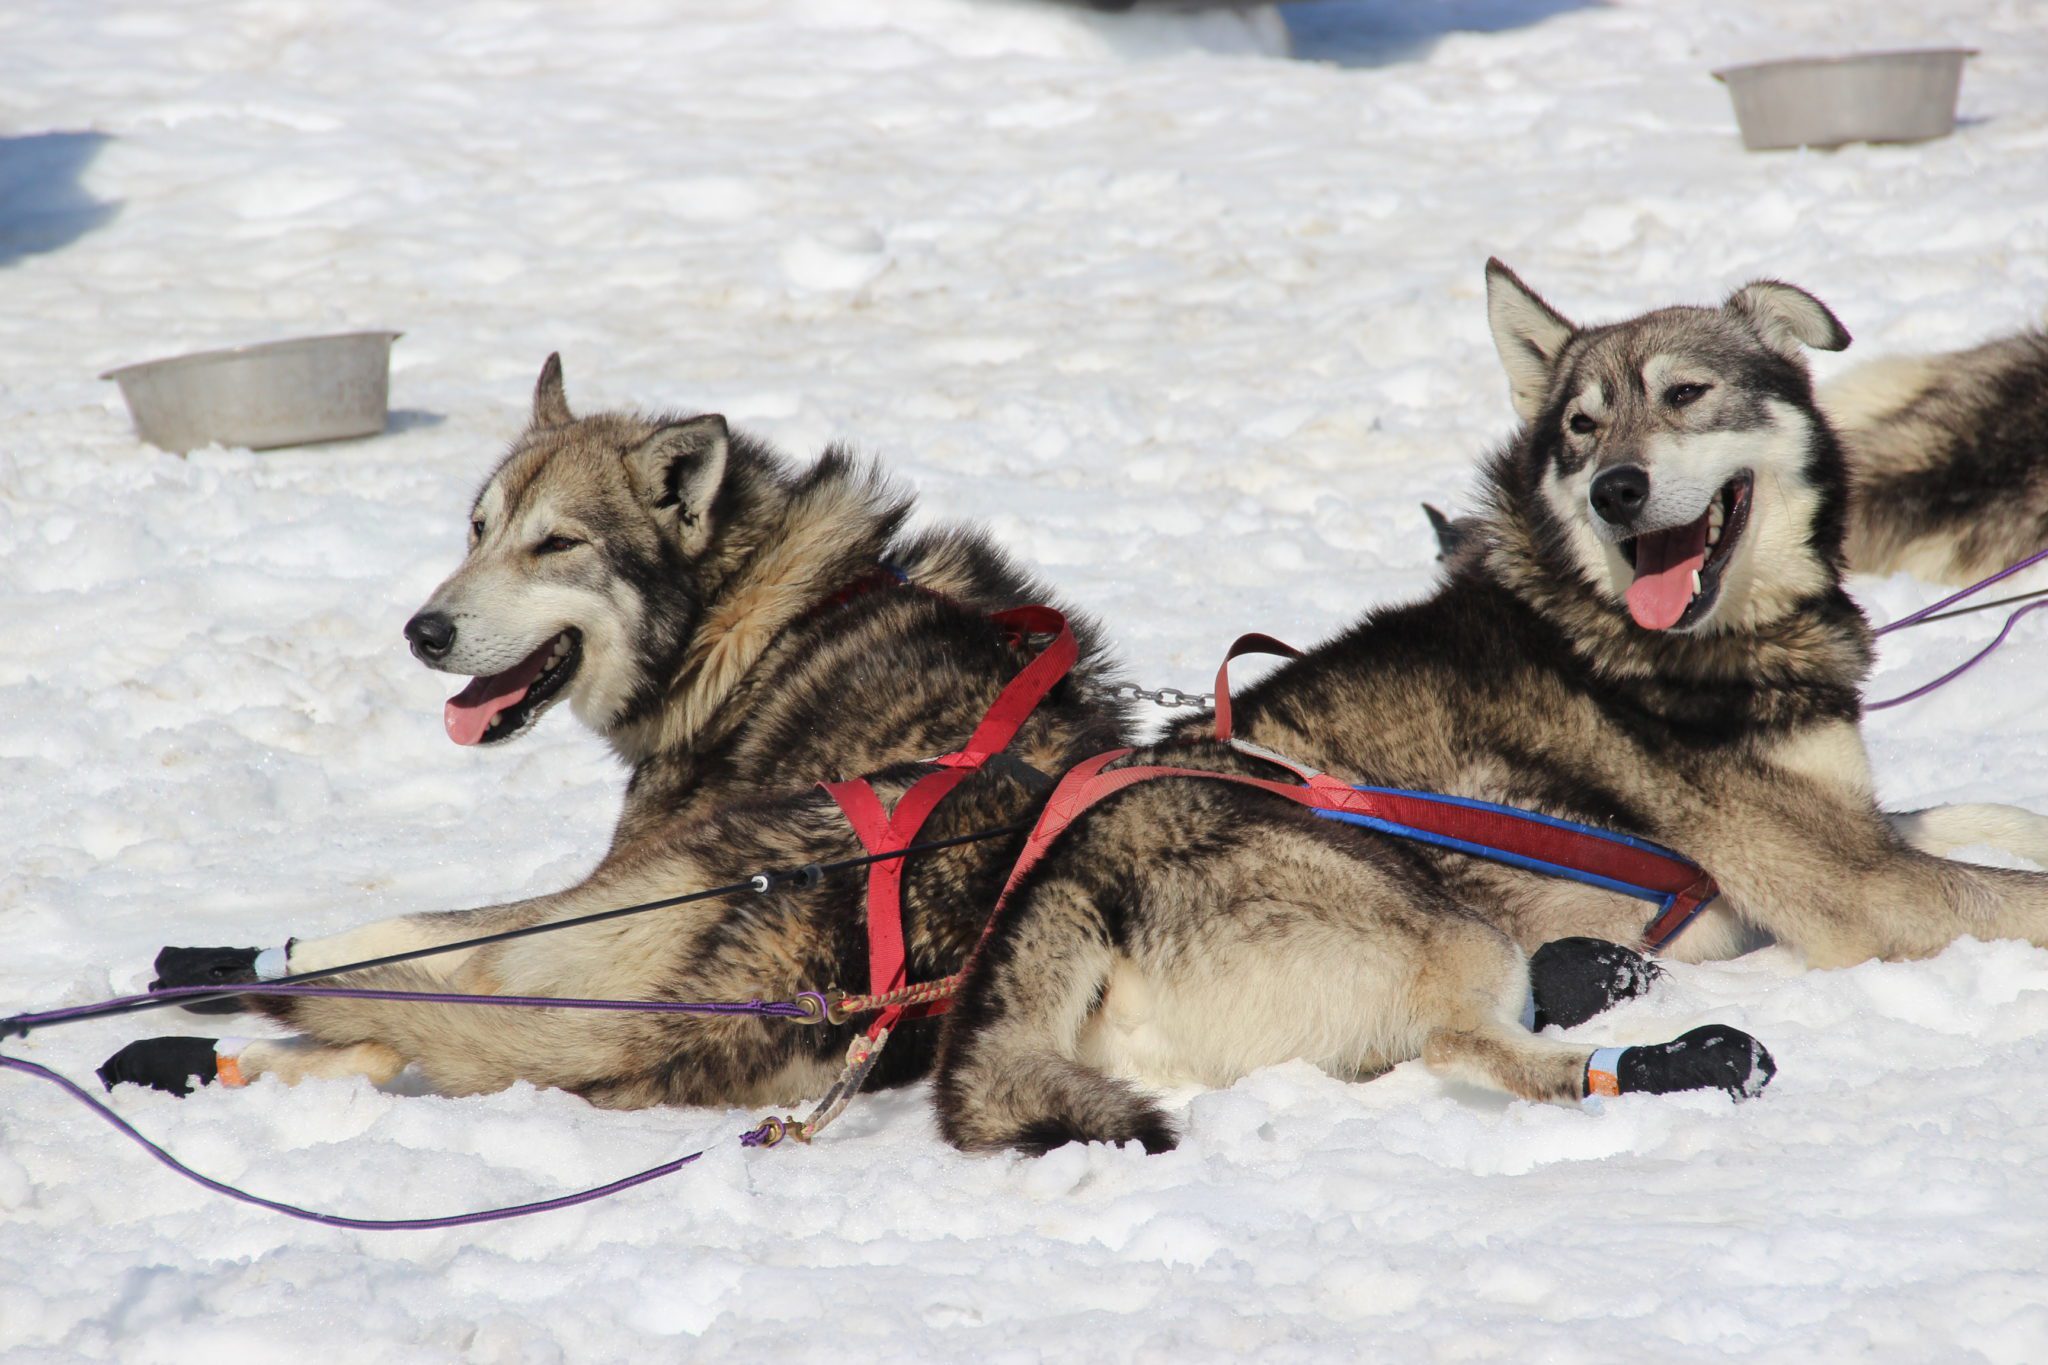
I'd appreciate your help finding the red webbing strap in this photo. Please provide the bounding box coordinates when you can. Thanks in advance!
[983,756,1718,956]
[821,605,1079,1036]
[1640,877,1722,952]
[822,767,976,1035]
[933,605,1078,769]
[981,749,1133,925]
[1212,634,1301,742]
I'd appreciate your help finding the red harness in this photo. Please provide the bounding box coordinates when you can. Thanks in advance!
[819,604,1077,1038]
[821,611,1720,1040]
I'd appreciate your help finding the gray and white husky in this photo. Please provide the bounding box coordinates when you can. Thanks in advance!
[1229,262,2048,966]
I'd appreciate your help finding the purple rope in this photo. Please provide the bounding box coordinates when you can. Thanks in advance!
[0,1053,733,1230]
[1867,598,2048,711]
[7,984,822,1034]
[1873,545,2048,637]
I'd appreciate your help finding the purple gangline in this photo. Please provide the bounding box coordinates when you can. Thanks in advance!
[8,984,818,1031]
[1873,545,2048,637]
[0,1054,788,1230]
[1867,598,2048,711]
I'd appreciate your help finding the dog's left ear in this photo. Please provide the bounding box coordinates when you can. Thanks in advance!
[1486,259,1577,424]
[1724,282,1851,358]
[625,415,729,556]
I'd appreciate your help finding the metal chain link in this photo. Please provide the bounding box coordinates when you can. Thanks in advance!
[1101,683,1214,709]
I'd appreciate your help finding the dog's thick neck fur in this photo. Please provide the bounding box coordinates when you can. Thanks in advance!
[605,438,912,765]
[1473,414,1873,731]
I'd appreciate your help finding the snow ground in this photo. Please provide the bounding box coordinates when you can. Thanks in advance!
[4,0,2048,1359]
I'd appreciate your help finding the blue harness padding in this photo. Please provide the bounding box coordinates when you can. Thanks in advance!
[1308,785,1720,952]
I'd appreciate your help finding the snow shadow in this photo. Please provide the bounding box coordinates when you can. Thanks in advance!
[0,131,118,267]
[1279,0,1599,67]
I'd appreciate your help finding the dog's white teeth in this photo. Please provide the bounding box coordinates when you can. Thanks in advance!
[1707,524,1722,547]
[1709,501,1725,530]
[1690,569,1703,596]
[487,715,502,729]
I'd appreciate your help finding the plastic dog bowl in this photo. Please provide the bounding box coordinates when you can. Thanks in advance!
[101,330,401,453]
[1712,49,1975,152]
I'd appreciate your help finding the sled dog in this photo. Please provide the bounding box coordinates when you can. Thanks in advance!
[109,353,1756,1147]
[116,356,1134,1106]
[932,266,2048,1152]
[1824,329,2048,586]
[1213,263,2048,970]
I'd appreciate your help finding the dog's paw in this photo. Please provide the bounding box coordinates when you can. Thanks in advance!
[97,1037,222,1096]
[1530,936,1665,1030]
[1588,1024,1776,1102]
[150,945,263,1014]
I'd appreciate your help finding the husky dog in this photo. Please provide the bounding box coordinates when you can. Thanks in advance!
[1824,330,2048,586]
[108,354,1750,1145]
[1243,263,2048,966]
[111,356,1136,1105]
[932,265,2048,1152]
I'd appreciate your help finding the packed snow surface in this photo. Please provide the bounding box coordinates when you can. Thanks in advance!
[5,0,2048,1360]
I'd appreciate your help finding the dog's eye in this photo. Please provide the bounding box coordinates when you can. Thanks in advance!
[1665,383,1710,408]
[470,518,485,540]
[535,534,584,555]
[1568,413,1597,435]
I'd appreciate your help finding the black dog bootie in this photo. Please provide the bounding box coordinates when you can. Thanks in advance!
[1530,937,1664,1030]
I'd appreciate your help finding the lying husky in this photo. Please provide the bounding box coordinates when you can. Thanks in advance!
[1243,263,2048,966]
[113,358,1135,1105]
[107,354,1749,1140]
[931,265,2048,1151]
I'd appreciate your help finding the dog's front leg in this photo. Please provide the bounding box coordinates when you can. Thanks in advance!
[148,896,560,1011]
[1689,780,2048,966]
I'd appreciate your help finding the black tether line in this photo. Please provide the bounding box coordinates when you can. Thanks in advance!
[3,820,1030,1040]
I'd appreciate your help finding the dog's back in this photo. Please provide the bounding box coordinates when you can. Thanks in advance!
[1827,329,2048,585]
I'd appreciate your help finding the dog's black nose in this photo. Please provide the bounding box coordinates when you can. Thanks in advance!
[1590,465,1651,527]
[405,611,457,661]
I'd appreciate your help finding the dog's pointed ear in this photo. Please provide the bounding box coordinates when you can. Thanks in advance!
[533,353,573,428]
[1486,258,1576,424]
[624,415,729,555]
[1724,281,1851,358]
[1422,503,1465,561]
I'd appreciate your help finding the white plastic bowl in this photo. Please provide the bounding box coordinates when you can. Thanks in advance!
[101,330,401,453]
[1712,49,1975,152]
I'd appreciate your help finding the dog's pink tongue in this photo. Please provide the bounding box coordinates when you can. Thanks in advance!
[443,646,551,745]
[1625,514,1711,631]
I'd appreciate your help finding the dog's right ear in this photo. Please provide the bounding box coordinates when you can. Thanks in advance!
[1485,259,1576,424]
[624,415,729,556]
[532,353,573,428]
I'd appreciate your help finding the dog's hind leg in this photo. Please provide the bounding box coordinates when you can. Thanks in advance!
[934,873,1175,1156]
[1889,803,2048,867]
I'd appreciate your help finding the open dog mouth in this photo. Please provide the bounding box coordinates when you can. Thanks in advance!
[443,629,582,745]
[1618,473,1753,632]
